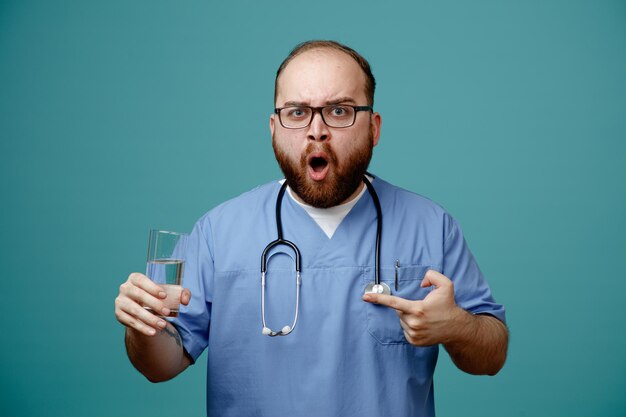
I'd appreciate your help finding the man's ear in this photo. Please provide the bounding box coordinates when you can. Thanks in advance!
[371,112,382,147]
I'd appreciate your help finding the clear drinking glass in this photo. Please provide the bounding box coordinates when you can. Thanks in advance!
[145,229,188,317]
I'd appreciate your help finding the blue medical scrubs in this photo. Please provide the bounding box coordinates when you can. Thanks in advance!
[172,176,506,417]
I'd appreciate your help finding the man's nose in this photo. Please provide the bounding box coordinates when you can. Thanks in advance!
[307,111,330,141]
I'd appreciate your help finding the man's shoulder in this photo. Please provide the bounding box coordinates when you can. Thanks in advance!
[220,180,280,206]
[374,176,459,238]
[197,180,280,224]
[375,176,448,215]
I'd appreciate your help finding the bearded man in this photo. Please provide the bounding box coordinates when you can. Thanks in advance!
[115,40,508,417]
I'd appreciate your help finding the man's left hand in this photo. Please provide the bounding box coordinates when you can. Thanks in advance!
[362,269,464,346]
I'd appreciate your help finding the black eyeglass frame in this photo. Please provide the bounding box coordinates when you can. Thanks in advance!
[274,105,373,129]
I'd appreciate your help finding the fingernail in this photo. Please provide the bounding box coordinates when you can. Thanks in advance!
[148,328,156,335]
[158,320,166,328]
[159,291,167,298]
[161,307,170,316]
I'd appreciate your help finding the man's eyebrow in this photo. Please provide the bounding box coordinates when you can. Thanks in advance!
[283,101,308,107]
[326,97,357,105]
[281,97,357,107]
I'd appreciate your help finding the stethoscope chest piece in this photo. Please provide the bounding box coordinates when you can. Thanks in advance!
[364,281,391,295]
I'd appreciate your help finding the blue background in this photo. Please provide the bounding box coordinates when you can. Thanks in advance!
[1,1,625,416]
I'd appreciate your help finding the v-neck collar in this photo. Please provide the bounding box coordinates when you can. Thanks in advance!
[286,184,368,239]
[281,179,376,247]
[276,180,379,270]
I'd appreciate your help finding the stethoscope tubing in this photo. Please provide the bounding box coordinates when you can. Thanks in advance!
[260,175,382,336]
[362,176,382,286]
[260,182,302,336]
[261,182,302,273]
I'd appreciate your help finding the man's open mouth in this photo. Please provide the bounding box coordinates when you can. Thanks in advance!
[307,153,330,181]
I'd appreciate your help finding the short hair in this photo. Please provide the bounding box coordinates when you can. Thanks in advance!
[274,40,376,106]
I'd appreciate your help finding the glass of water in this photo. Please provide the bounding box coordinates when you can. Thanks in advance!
[146,229,188,317]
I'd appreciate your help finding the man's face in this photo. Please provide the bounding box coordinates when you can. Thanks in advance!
[270,48,381,208]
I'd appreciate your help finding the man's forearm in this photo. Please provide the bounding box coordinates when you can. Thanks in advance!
[444,309,508,375]
[125,322,191,382]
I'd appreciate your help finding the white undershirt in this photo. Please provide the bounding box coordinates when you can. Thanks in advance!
[283,176,373,239]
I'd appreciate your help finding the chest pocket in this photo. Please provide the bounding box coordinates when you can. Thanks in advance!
[363,265,439,345]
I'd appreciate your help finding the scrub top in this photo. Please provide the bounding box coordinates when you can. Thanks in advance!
[172,176,506,417]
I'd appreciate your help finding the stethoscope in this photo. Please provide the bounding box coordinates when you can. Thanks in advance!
[260,175,391,337]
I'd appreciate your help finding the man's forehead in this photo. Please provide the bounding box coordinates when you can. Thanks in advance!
[280,48,361,76]
[276,48,367,103]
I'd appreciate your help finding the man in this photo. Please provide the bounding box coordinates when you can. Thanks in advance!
[115,40,508,416]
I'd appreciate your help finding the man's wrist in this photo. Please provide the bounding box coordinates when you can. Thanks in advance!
[443,305,473,346]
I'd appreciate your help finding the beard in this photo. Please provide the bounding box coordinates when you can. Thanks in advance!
[272,130,374,208]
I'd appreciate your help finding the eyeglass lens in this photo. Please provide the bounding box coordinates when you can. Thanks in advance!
[279,105,356,128]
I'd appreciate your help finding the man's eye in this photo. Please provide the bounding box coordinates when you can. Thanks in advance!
[287,108,307,118]
[330,106,348,116]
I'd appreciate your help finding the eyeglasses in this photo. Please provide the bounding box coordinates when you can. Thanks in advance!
[274,105,373,129]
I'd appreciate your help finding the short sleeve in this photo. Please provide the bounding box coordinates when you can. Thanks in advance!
[170,216,214,362]
[442,214,506,324]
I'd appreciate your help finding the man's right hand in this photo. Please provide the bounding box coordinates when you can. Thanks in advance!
[114,273,191,336]
[115,273,193,382]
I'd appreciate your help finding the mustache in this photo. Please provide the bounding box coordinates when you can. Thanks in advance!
[300,142,338,165]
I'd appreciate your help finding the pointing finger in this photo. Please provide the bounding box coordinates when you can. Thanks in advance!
[362,293,418,314]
